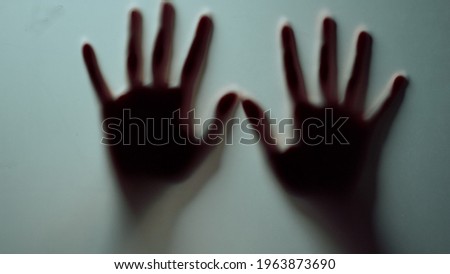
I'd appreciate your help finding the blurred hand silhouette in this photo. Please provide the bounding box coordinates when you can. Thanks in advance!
[242,18,408,252]
[81,3,240,240]
[83,3,238,184]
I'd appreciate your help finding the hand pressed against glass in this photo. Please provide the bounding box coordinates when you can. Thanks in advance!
[243,18,408,196]
[83,3,239,182]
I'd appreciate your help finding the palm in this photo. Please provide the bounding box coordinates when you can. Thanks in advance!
[274,103,368,195]
[102,87,195,180]
[83,3,238,181]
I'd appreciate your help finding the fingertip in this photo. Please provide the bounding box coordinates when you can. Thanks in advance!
[199,15,213,30]
[221,91,239,103]
[323,17,336,31]
[393,75,409,92]
[242,99,263,119]
[130,10,143,32]
[130,9,141,19]
[130,8,139,14]
[281,24,294,43]
[322,17,337,42]
[82,43,94,59]
[160,1,175,28]
[359,31,373,45]
[82,43,92,52]
[217,92,239,116]
[354,31,373,59]
[162,1,175,17]
[241,98,253,110]
[195,15,213,41]
[372,74,409,124]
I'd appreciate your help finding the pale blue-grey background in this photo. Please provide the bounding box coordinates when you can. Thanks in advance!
[0,0,449,253]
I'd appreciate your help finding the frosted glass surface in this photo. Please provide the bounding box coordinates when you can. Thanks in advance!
[0,0,449,253]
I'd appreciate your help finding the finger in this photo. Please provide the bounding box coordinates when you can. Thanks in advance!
[370,75,409,126]
[214,92,239,122]
[127,10,144,88]
[282,25,308,103]
[319,17,338,105]
[180,16,213,111]
[82,44,113,104]
[242,99,280,156]
[152,2,175,89]
[344,31,373,113]
[202,92,240,146]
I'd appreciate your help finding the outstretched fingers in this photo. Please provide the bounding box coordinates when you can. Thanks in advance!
[82,44,113,105]
[180,16,214,112]
[282,25,308,103]
[152,2,175,89]
[344,31,373,113]
[319,17,338,105]
[127,10,144,89]
[370,75,409,126]
[242,99,280,156]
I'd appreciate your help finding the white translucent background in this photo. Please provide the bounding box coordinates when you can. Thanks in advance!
[0,0,449,253]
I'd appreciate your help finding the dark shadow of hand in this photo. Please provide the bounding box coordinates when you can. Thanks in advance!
[82,3,238,251]
[242,18,409,253]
